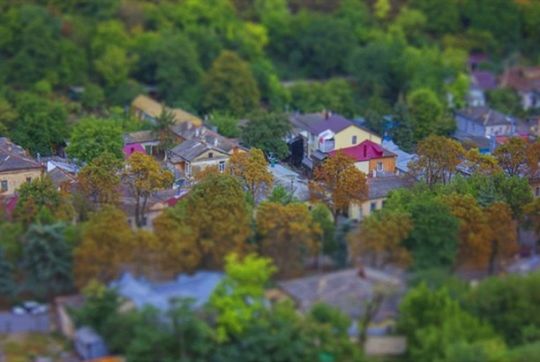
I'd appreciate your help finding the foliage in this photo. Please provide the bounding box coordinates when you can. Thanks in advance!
[406,88,454,142]
[289,79,357,117]
[209,253,276,341]
[310,203,336,259]
[208,112,240,138]
[494,137,528,177]
[66,118,123,163]
[309,152,368,223]
[240,112,291,159]
[78,152,122,207]
[0,247,16,299]
[229,148,273,202]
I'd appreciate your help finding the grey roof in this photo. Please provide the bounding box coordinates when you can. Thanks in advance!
[124,130,158,144]
[290,113,353,134]
[455,107,518,127]
[0,137,42,172]
[278,268,403,320]
[381,140,416,173]
[48,167,77,187]
[168,139,212,162]
[368,175,414,200]
[111,271,223,311]
[169,123,240,153]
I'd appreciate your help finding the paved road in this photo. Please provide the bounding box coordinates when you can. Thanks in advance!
[268,164,310,201]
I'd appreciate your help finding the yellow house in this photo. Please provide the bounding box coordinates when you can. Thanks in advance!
[0,138,43,195]
[334,124,382,150]
[131,95,202,127]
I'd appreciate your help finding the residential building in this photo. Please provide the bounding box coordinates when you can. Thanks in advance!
[500,66,540,110]
[381,139,415,174]
[131,95,203,126]
[455,106,519,139]
[0,137,43,195]
[123,130,159,158]
[169,122,244,155]
[167,139,230,182]
[330,140,396,177]
[348,175,414,221]
[468,71,497,107]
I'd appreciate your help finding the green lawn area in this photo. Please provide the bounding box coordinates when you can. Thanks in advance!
[0,333,73,362]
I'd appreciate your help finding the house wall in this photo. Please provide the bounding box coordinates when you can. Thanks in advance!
[354,161,370,174]
[0,168,43,195]
[348,197,386,221]
[455,115,486,137]
[368,157,396,175]
[485,124,512,137]
[334,126,382,151]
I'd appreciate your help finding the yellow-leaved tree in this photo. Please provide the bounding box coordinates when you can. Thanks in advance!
[229,148,273,203]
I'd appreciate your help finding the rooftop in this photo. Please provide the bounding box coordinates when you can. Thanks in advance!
[0,137,42,173]
[455,106,519,127]
[367,175,414,200]
[169,123,241,154]
[381,139,415,173]
[500,66,540,93]
[124,130,157,145]
[330,140,395,162]
[131,95,202,127]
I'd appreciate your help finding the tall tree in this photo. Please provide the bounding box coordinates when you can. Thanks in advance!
[0,247,16,300]
[66,118,124,164]
[348,210,412,269]
[309,152,368,224]
[256,202,320,277]
[152,109,176,156]
[78,152,122,207]
[240,112,291,159]
[21,222,73,298]
[484,202,518,275]
[202,50,260,116]
[229,148,273,203]
[494,137,528,177]
[407,88,454,141]
[123,153,173,228]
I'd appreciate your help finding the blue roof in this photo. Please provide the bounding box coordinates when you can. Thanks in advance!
[111,271,223,311]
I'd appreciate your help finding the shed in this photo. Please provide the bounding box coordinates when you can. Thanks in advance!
[74,327,108,361]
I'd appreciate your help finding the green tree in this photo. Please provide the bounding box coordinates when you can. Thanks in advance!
[66,118,123,164]
[21,222,73,299]
[78,152,122,207]
[94,46,133,88]
[241,112,291,159]
[208,112,240,138]
[0,247,16,300]
[407,88,454,142]
[210,253,276,341]
[203,50,260,116]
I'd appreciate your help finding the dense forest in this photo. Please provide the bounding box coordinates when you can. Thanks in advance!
[1,0,540,155]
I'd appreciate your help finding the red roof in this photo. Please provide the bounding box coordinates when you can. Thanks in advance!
[330,140,395,162]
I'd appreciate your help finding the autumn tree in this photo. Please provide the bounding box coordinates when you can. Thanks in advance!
[524,198,540,237]
[229,148,273,203]
[202,50,260,116]
[494,137,528,176]
[181,174,251,268]
[256,202,320,278]
[442,193,492,269]
[409,135,465,186]
[348,210,412,269]
[484,202,518,274]
[464,149,502,176]
[74,207,134,287]
[309,152,368,224]
[78,152,122,207]
[123,152,173,227]
[152,109,176,156]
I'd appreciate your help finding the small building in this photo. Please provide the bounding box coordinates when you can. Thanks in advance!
[500,66,540,110]
[381,139,415,175]
[455,106,519,139]
[0,137,43,195]
[348,175,414,221]
[123,130,160,157]
[74,327,108,361]
[169,122,244,155]
[167,139,229,182]
[130,95,202,126]
[330,140,396,177]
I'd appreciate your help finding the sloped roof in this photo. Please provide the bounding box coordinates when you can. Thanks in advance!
[0,137,42,172]
[381,140,415,173]
[330,140,395,162]
[290,113,380,138]
[455,106,518,126]
[124,130,157,145]
[131,95,202,126]
[471,71,497,90]
[168,139,211,162]
[48,167,77,187]
[111,271,223,311]
[169,123,241,154]
[500,66,540,93]
[368,175,414,200]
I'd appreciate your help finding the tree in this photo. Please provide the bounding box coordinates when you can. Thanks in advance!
[181,174,252,268]
[0,98,17,135]
[209,253,276,341]
[486,89,523,116]
[78,152,122,207]
[309,152,368,224]
[399,283,497,362]
[407,88,454,141]
[524,198,540,237]
[208,112,240,138]
[289,79,357,118]
[240,112,291,159]
[256,202,320,277]
[0,247,16,300]
[310,203,337,261]
[94,46,132,87]
[152,109,176,155]
[464,149,502,176]
[348,210,412,269]
[202,50,260,116]
[494,137,528,177]
[267,184,298,205]
[66,118,123,164]
[74,207,135,287]
[374,0,391,20]
[229,149,273,202]
[484,202,518,275]
[21,222,73,298]
[409,135,465,186]
[123,153,173,228]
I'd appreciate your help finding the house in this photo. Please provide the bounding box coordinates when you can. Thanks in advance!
[0,137,43,195]
[167,139,230,181]
[123,130,159,158]
[43,156,79,192]
[468,71,497,107]
[348,175,414,221]
[500,66,540,110]
[288,112,382,170]
[455,106,519,139]
[330,140,396,177]
[381,139,415,174]
[111,271,223,312]
[169,122,244,155]
[131,95,202,126]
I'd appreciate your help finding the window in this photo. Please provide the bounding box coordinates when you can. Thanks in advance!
[208,152,214,159]
[26,177,32,183]
[219,161,226,173]
[376,161,383,172]
[370,202,377,212]
[352,135,357,144]
[1,180,7,192]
